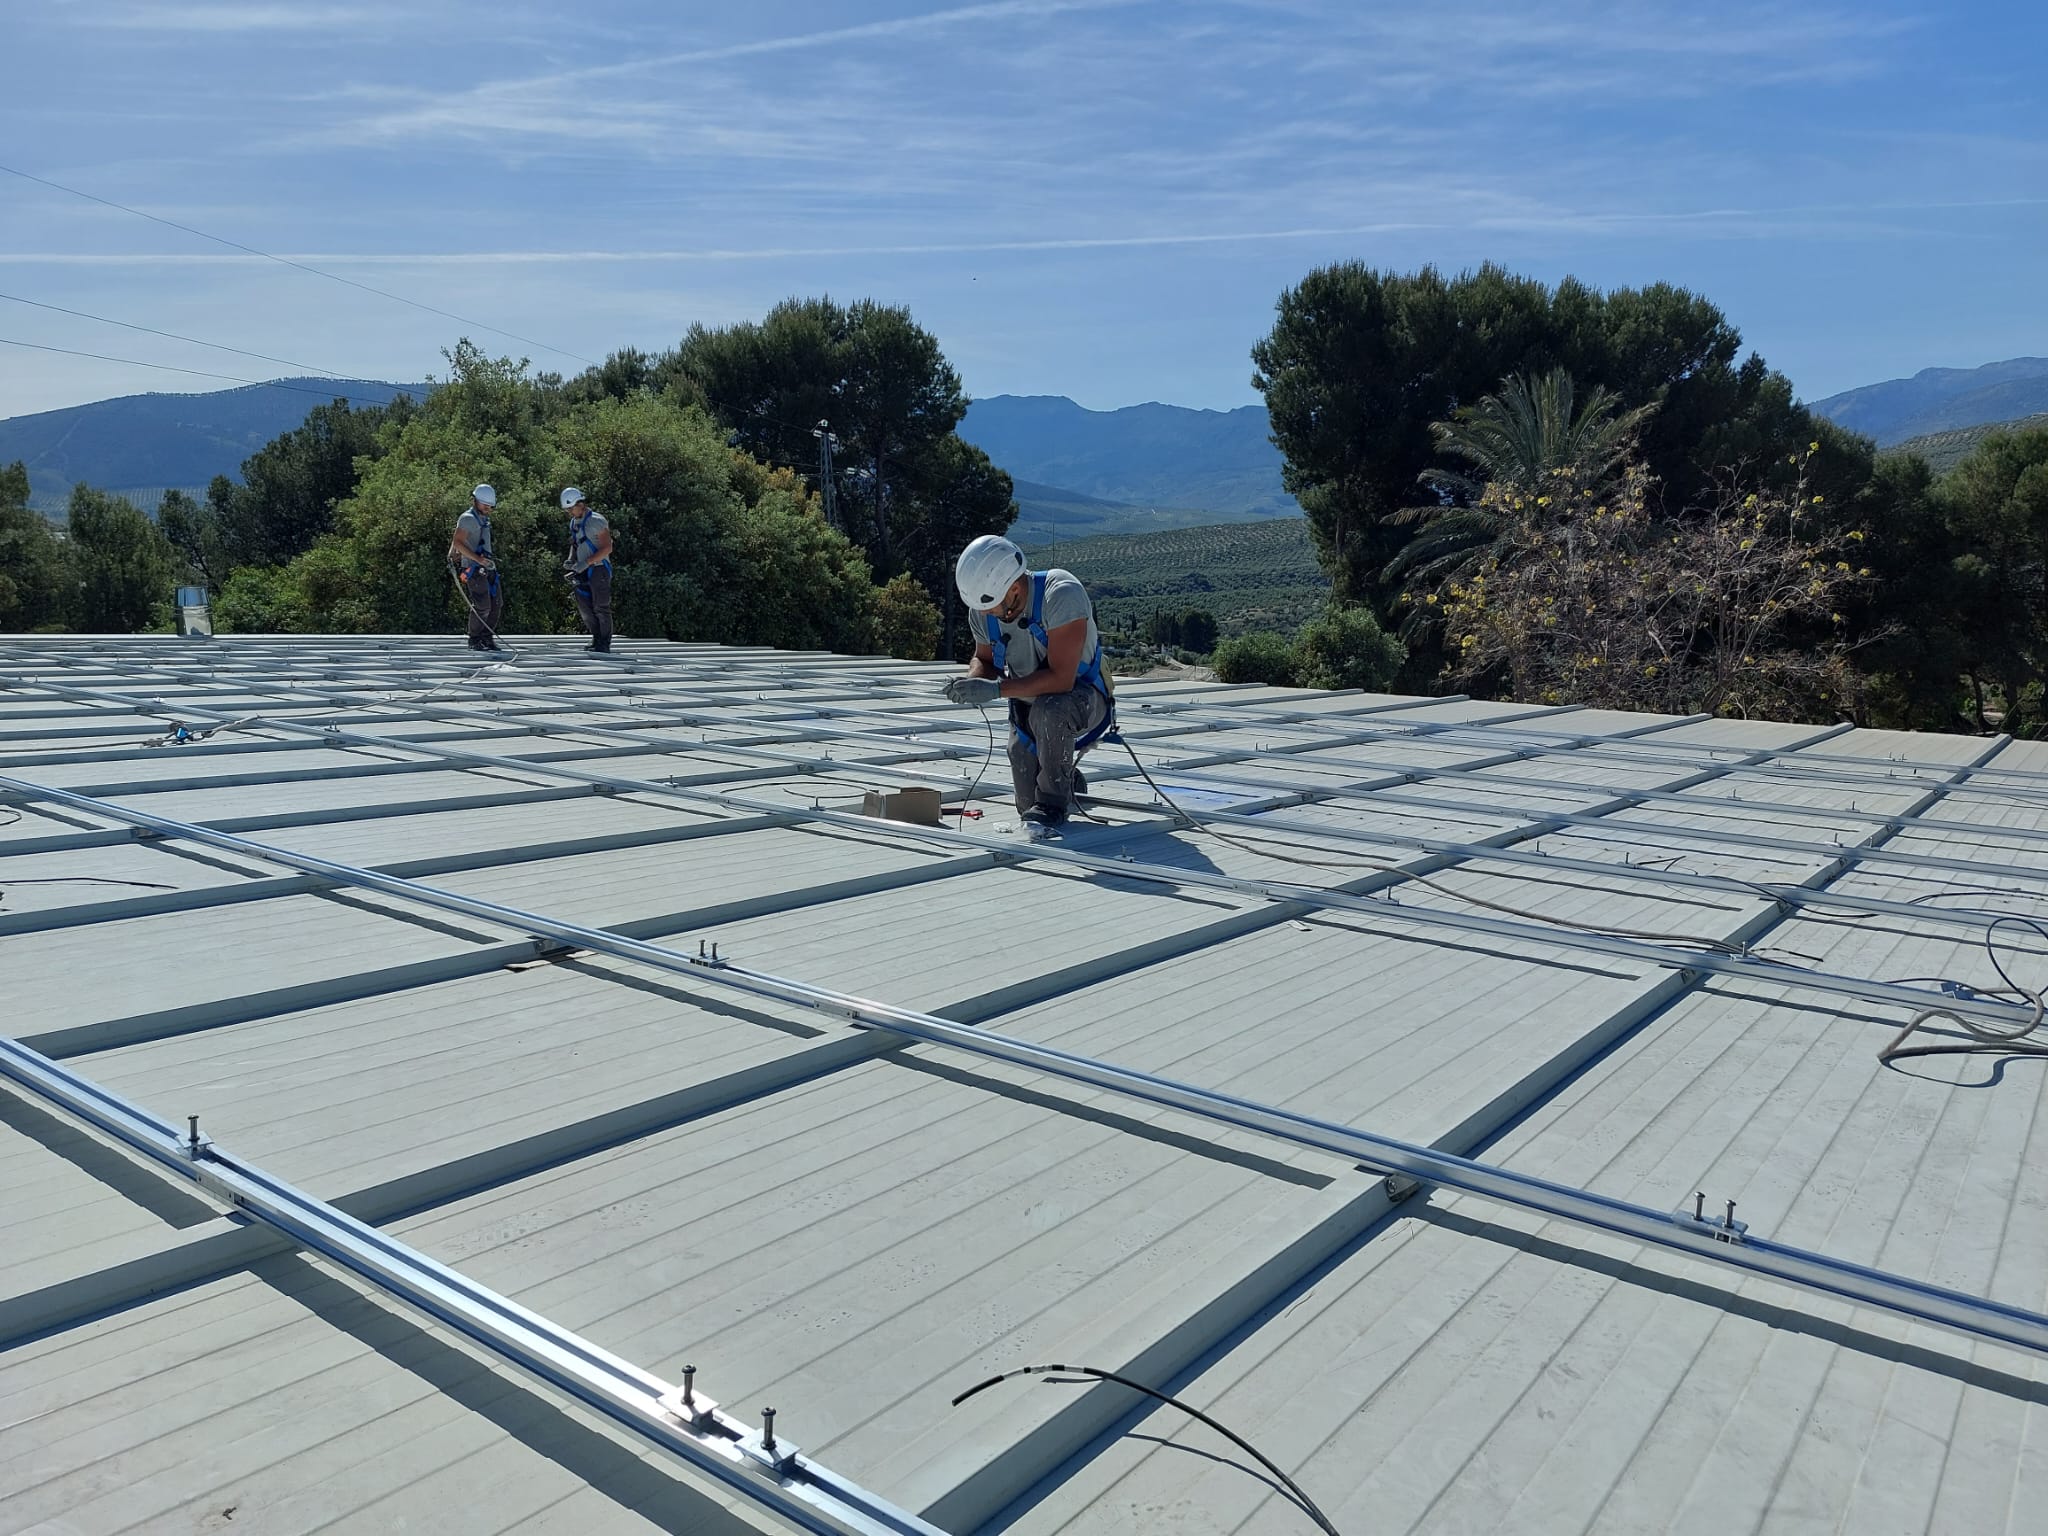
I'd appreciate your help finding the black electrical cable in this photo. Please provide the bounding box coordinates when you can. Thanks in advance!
[0,161,596,367]
[0,290,348,379]
[951,1362,1342,1535]
[1880,915,2048,1066]
[1,876,176,891]
[1115,733,1757,956]
[949,702,998,817]
[0,337,399,404]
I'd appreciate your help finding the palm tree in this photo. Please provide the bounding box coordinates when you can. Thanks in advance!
[1387,368,1654,591]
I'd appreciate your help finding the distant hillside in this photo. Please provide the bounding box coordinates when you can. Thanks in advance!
[963,394,1297,518]
[1890,412,2048,475]
[0,377,424,507]
[1811,358,2048,446]
[1026,517,1327,639]
[1009,478,1298,546]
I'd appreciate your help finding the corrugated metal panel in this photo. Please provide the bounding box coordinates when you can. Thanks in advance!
[5,635,2043,1536]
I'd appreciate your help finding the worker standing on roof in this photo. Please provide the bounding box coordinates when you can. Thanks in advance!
[560,487,614,654]
[449,484,503,652]
[943,534,1114,832]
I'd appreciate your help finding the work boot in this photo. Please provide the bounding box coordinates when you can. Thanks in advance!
[1073,767,1088,798]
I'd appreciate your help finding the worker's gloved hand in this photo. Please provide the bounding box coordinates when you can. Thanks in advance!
[943,676,1001,706]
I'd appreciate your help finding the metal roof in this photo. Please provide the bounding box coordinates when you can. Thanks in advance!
[3,633,2046,1534]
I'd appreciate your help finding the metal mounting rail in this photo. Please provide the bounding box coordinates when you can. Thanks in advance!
[5,780,2046,1370]
[0,1038,941,1536]
[0,666,2028,927]
[0,717,2033,1035]
[16,668,2048,896]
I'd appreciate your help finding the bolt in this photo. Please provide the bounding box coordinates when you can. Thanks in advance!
[761,1406,777,1453]
[681,1365,696,1407]
[1724,1199,1737,1229]
[1693,1191,1706,1222]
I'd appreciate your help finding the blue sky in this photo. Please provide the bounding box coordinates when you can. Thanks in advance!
[1,0,2042,421]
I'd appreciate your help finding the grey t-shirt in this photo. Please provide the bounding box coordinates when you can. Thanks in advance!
[454,509,494,566]
[989,568,1098,681]
[569,510,611,569]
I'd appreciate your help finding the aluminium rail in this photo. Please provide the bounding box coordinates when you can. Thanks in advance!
[5,772,2048,1374]
[0,704,2036,1032]
[21,660,2048,880]
[10,670,2046,917]
[16,630,2048,795]
[0,1038,942,1536]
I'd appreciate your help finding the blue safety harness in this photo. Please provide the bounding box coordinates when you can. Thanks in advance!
[983,571,1116,755]
[458,511,498,595]
[569,512,610,591]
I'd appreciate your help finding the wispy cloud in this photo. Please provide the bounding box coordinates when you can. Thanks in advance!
[77,2,405,31]
[322,0,1139,145]
[6,196,2038,268]
[4,0,2040,417]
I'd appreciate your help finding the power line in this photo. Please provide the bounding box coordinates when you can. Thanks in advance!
[0,290,347,379]
[0,161,599,367]
[0,336,410,406]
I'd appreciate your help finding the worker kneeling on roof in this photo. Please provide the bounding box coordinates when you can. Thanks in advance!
[943,534,1114,830]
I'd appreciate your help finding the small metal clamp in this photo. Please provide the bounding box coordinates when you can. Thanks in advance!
[1676,1190,1749,1244]
[741,1406,800,1475]
[657,1365,721,1430]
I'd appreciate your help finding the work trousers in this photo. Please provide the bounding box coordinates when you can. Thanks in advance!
[573,564,613,651]
[460,569,502,648]
[1007,685,1109,815]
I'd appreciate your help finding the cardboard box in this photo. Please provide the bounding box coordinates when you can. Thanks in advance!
[860,786,943,826]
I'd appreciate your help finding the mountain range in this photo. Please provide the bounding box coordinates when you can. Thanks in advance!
[6,358,2047,533]
[1808,357,2048,445]
[1,378,424,513]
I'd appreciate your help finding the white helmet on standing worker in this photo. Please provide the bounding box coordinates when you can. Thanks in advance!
[955,534,1026,610]
[472,484,498,508]
[560,487,586,509]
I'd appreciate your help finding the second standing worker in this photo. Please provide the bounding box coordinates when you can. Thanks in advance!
[561,487,614,653]
[449,483,502,651]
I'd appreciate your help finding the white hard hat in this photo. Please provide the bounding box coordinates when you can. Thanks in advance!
[560,487,586,509]
[955,534,1026,610]
[472,484,498,507]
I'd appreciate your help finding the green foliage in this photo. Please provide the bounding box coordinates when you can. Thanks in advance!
[1253,263,1858,634]
[664,297,1013,652]
[896,433,1017,658]
[1889,414,2048,477]
[1930,424,2048,733]
[1212,631,1299,687]
[219,349,899,653]
[156,488,227,592]
[207,392,416,574]
[873,573,942,660]
[1424,368,1654,500]
[1391,369,1654,595]
[1038,520,1329,640]
[65,485,178,633]
[1293,604,1406,692]
[1432,457,1870,720]
[0,460,71,631]
[1140,607,1220,653]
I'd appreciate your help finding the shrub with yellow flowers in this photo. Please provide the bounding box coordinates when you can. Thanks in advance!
[1430,450,1879,720]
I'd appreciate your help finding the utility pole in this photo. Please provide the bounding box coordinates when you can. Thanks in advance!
[812,421,841,530]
